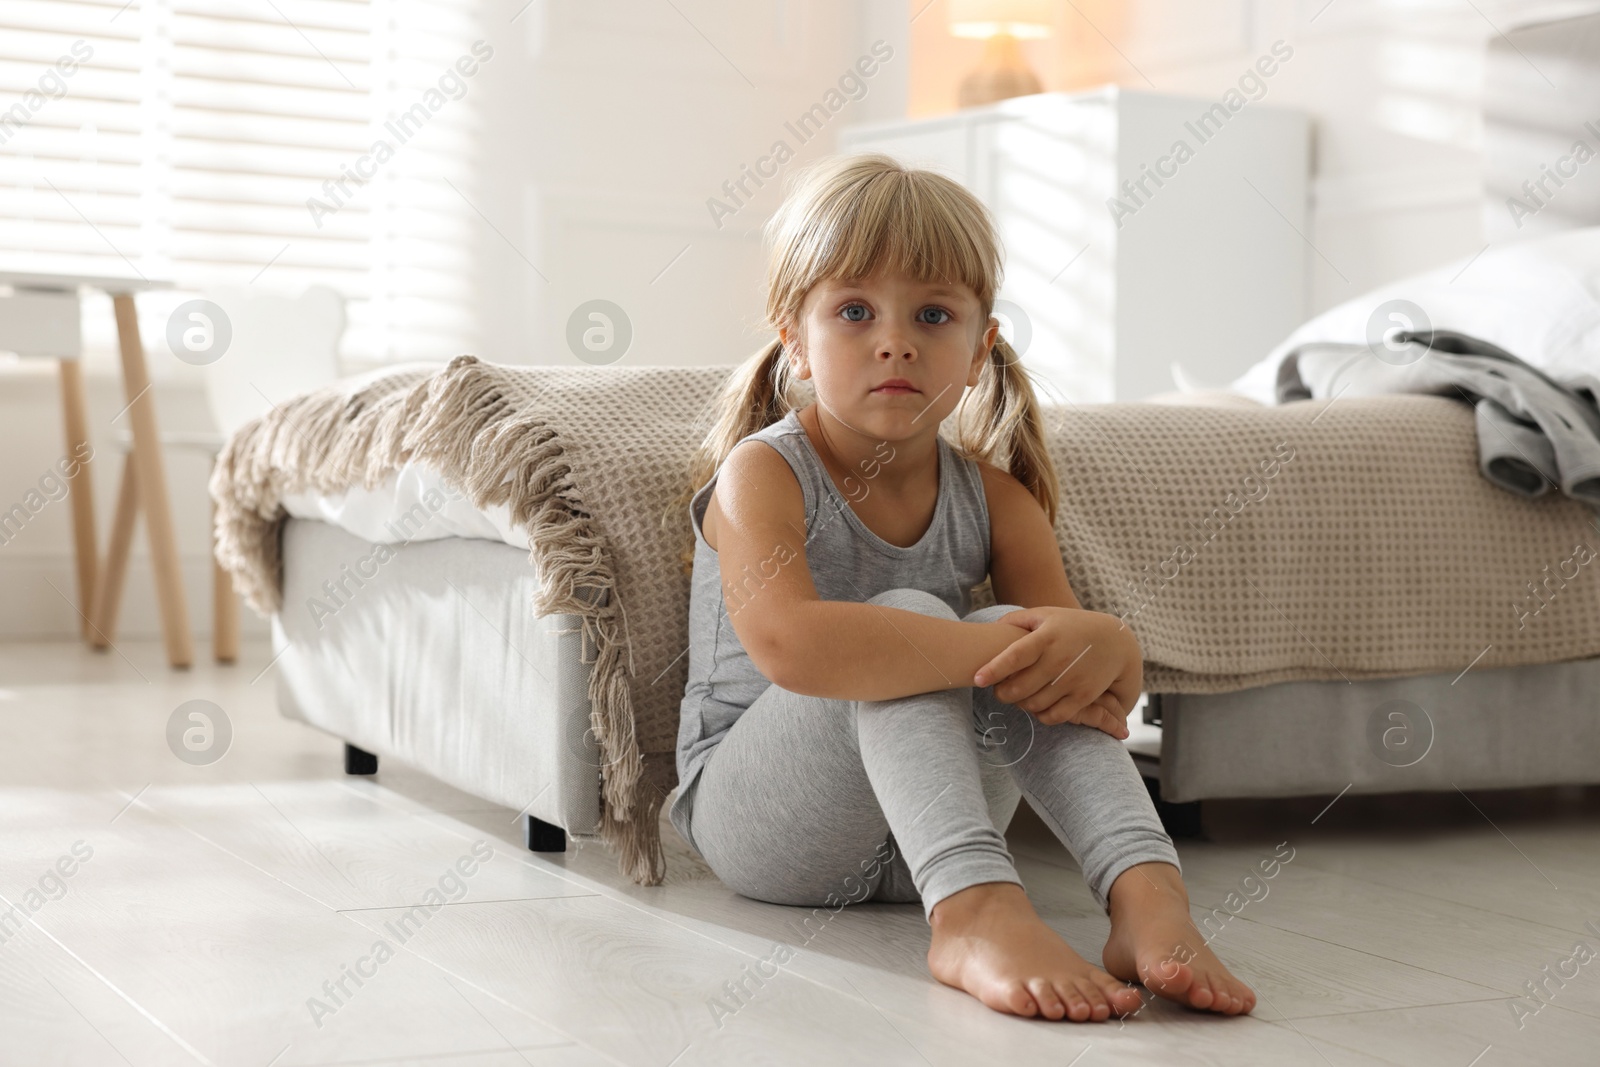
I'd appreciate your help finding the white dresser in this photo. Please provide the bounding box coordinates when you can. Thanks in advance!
[840,86,1310,403]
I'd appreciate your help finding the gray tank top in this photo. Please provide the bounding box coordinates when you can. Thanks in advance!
[668,406,992,851]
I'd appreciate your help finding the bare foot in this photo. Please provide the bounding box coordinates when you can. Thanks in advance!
[927,881,1144,1022]
[1101,862,1257,1015]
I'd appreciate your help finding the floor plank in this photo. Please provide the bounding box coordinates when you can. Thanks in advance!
[1010,824,1512,1020]
[3,638,1598,1066]
[0,788,590,1066]
[1282,999,1600,1067]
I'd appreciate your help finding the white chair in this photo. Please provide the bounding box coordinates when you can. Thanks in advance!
[95,284,346,662]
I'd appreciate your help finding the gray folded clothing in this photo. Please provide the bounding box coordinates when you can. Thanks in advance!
[1275,330,1600,506]
[1477,397,1558,497]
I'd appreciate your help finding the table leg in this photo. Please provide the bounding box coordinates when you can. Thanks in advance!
[111,292,193,669]
[211,496,238,663]
[57,358,98,641]
[89,452,138,649]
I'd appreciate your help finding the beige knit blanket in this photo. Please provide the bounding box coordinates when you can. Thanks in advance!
[211,356,1600,887]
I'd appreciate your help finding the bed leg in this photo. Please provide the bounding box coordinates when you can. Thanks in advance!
[344,743,378,775]
[524,814,566,853]
[1143,775,1202,839]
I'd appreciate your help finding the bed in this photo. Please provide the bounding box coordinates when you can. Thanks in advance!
[269,386,1600,851]
[253,9,1600,856]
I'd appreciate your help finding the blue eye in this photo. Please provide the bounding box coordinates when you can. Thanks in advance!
[838,303,950,324]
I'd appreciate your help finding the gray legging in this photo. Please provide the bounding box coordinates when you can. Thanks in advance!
[683,587,1181,921]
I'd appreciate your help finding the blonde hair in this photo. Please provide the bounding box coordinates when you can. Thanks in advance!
[667,151,1059,573]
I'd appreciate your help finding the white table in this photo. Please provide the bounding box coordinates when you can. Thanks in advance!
[0,270,194,668]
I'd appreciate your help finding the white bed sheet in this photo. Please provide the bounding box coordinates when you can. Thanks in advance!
[280,463,530,550]
[1226,227,1600,404]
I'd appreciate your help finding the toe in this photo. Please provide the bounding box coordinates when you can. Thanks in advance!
[1142,957,1192,996]
[1002,981,1038,1017]
[1226,980,1254,1015]
[1077,979,1112,1021]
[1140,954,1182,989]
[1100,978,1143,1016]
[1185,976,1214,1009]
[1207,979,1231,1012]
[1059,985,1092,1022]
[1028,978,1066,1020]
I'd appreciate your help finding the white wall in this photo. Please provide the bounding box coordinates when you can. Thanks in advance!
[471,0,909,371]
[0,0,907,639]
[1102,0,1600,374]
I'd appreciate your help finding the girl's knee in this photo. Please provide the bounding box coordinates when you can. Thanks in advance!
[866,587,957,620]
[962,602,1023,624]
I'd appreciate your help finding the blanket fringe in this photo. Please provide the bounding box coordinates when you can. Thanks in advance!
[210,355,666,886]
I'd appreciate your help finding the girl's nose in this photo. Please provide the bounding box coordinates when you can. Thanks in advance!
[876,335,915,361]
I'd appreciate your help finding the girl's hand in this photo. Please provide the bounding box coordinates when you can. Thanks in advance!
[973,607,1143,738]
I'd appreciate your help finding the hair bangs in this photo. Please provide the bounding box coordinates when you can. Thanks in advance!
[784,166,999,320]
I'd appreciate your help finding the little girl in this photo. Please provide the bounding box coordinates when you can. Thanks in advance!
[666,153,1256,1023]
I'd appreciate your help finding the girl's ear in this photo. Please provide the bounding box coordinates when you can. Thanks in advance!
[780,322,810,380]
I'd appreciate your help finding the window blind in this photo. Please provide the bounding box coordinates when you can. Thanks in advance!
[0,0,484,365]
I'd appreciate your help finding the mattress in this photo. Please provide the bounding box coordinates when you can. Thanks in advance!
[282,462,528,550]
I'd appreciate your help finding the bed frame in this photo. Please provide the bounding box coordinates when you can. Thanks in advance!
[276,517,1600,851]
[275,518,601,853]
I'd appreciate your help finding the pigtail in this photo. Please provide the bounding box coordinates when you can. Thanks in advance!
[955,336,1060,528]
[664,336,799,574]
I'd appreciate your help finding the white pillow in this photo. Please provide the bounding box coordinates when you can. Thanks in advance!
[1226,227,1600,404]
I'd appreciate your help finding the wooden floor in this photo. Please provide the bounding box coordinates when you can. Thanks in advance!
[3,639,1598,1066]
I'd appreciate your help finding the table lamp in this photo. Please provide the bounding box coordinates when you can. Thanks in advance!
[949,0,1054,107]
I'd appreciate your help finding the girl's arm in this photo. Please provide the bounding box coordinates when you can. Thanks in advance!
[977,461,1082,612]
[975,461,1143,734]
[709,440,1030,702]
